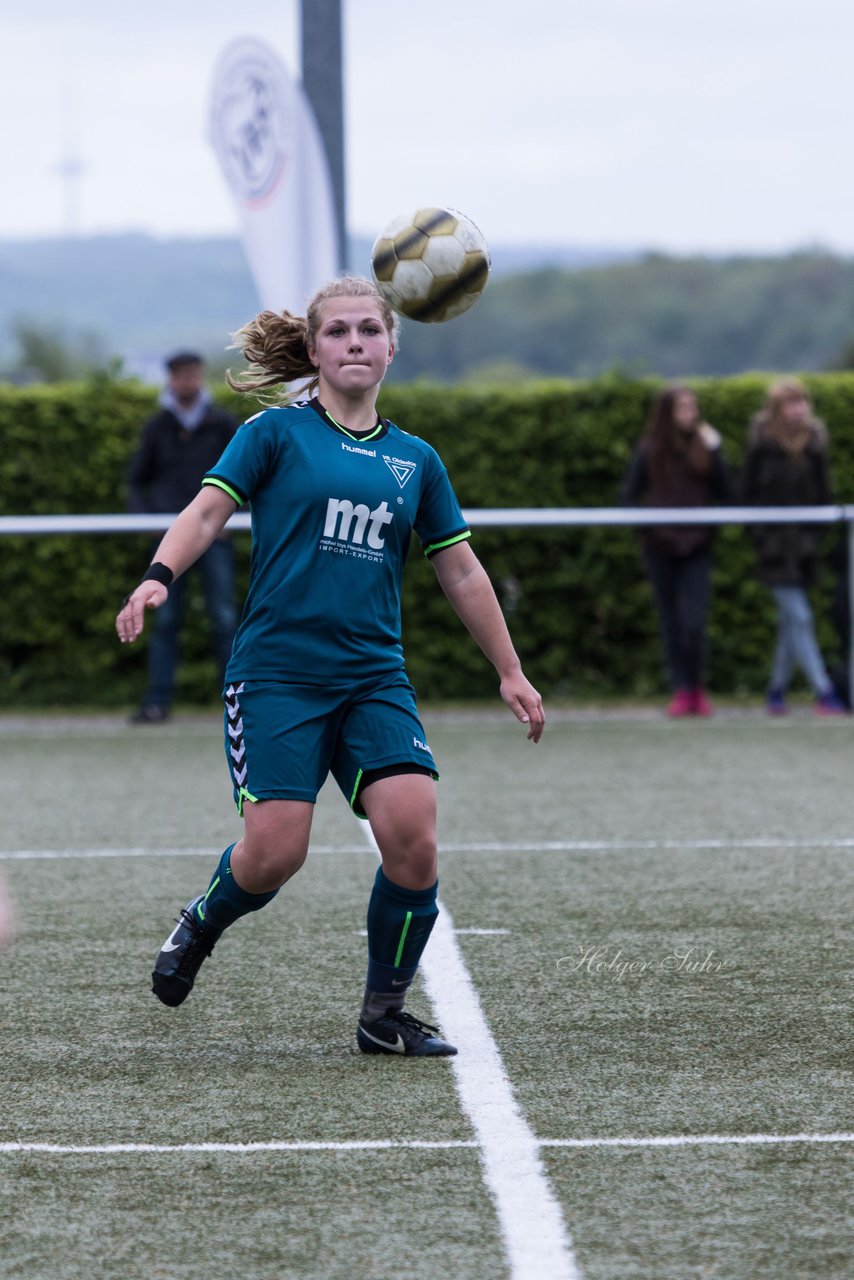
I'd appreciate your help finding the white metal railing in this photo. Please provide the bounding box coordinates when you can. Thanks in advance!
[0,504,852,534]
[1,506,852,700]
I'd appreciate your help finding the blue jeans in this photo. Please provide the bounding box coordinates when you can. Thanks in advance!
[769,586,831,696]
[143,539,237,709]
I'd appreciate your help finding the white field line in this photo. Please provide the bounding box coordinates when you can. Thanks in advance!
[0,1140,479,1154]
[538,1133,854,1149]
[360,826,579,1280]
[3,1133,851,1156]
[4,836,854,862]
[454,927,510,935]
[0,846,363,861]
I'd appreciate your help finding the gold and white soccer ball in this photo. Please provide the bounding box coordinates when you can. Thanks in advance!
[371,207,491,323]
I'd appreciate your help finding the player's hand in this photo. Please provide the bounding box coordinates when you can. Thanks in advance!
[116,581,168,643]
[499,672,545,743]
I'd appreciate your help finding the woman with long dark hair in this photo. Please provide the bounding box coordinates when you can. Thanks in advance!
[623,384,730,716]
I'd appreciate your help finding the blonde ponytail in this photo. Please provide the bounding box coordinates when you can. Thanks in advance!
[226,310,318,402]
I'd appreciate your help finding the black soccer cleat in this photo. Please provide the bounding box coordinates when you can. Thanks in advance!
[151,897,219,1007]
[357,1009,458,1057]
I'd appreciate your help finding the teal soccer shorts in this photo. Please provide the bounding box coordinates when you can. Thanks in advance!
[222,671,438,817]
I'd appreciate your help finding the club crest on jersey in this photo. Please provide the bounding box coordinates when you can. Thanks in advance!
[382,455,417,489]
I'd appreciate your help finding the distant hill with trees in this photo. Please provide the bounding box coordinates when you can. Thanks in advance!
[2,234,854,383]
[388,250,854,383]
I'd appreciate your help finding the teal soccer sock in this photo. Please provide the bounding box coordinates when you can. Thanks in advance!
[194,844,279,934]
[361,868,438,1023]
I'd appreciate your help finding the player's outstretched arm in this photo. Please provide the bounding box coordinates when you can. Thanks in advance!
[431,541,545,742]
[116,486,236,644]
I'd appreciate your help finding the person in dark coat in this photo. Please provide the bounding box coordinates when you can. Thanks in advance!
[742,377,847,715]
[623,384,730,717]
[126,352,238,722]
[827,532,850,709]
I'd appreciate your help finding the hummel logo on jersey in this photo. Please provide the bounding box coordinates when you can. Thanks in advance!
[323,498,393,550]
[341,442,376,457]
[383,455,416,489]
[413,737,430,752]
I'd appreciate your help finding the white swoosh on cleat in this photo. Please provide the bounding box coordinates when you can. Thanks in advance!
[360,1027,406,1053]
[159,924,185,954]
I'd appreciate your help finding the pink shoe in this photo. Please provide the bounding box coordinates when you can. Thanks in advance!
[815,691,849,716]
[693,688,714,717]
[666,689,694,718]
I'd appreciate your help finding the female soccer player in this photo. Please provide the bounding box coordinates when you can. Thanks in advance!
[116,275,544,1057]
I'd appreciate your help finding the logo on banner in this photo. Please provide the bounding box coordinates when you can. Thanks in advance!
[209,37,338,314]
[210,41,292,204]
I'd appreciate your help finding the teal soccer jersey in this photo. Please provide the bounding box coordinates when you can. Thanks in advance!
[202,399,470,684]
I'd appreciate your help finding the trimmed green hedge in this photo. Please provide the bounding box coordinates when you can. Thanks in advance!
[1,372,851,707]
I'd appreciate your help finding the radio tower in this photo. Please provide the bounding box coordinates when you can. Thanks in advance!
[55,83,86,236]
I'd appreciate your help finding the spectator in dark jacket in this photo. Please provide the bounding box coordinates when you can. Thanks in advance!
[126,352,238,723]
[827,532,850,709]
[623,384,730,717]
[742,377,847,715]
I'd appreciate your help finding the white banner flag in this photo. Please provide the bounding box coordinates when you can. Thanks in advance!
[209,38,339,314]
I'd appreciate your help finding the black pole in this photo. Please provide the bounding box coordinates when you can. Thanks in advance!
[300,0,347,271]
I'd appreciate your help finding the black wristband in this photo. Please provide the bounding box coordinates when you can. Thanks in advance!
[120,561,174,610]
[141,562,174,588]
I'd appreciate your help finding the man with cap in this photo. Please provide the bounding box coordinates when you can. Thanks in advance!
[126,352,239,723]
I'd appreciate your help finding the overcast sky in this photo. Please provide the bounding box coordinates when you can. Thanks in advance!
[4,0,853,254]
